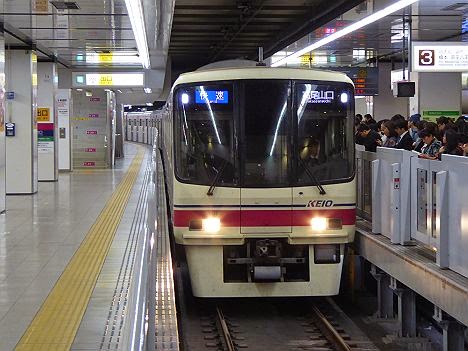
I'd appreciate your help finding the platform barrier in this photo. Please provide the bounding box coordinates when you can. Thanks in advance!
[356,147,468,278]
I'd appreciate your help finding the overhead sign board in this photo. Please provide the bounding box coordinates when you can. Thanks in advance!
[328,67,379,96]
[72,72,145,87]
[413,42,468,72]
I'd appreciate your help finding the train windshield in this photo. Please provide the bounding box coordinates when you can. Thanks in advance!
[174,79,354,187]
[174,84,238,186]
[295,82,354,185]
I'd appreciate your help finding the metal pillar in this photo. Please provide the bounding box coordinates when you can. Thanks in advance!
[392,277,417,338]
[440,320,466,351]
[434,306,466,351]
[370,265,394,319]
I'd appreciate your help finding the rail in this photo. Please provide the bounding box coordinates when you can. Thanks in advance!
[311,304,352,351]
[356,146,468,278]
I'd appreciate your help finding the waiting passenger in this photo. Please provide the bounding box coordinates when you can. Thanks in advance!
[438,129,463,157]
[393,119,414,151]
[377,121,398,147]
[391,114,405,122]
[436,116,456,136]
[356,123,381,152]
[413,121,426,152]
[417,129,442,159]
[408,114,421,141]
[377,119,389,144]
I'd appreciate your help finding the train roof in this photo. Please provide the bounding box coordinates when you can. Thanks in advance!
[173,67,354,87]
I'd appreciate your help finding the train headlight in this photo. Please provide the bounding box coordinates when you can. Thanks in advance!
[181,93,189,104]
[311,217,327,231]
[202,217,221,233]
[340,92,348,103]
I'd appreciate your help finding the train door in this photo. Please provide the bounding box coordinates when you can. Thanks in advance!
[240,80,292,234]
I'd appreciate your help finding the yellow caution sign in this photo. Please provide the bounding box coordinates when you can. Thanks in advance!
[37,107,50,122]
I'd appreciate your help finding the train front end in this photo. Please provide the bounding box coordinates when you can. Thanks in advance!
[171,69,355,297]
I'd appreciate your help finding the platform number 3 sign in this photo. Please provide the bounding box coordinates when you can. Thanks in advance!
[419,50,434,66]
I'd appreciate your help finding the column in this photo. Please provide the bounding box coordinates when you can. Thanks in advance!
[392,280,417,338]
[0,32,5,211]
[5,50,38,194]
[441,321,466,351]
[370,265,395,319]
[37,62,58,181]
[56,89,72,171]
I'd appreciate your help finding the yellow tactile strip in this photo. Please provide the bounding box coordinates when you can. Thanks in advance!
[15,149,145,351]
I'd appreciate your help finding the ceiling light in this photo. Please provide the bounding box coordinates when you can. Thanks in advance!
[144,87,152,93]
[124,0,150,69]
[271,0,419,67]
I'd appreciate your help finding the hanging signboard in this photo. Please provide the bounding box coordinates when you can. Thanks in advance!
[328,67,379,96]
[413,42,468,72]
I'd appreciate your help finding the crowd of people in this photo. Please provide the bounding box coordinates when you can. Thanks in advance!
[355,113,468,159]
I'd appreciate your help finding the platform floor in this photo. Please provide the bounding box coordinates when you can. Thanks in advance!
[0,143,149,351]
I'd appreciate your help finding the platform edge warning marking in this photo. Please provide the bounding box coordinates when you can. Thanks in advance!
[15,148,145,351]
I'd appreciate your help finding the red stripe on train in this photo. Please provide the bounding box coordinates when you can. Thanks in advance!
[173,208,356,227]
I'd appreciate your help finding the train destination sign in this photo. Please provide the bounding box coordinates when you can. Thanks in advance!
[412,42,468,72]
[195,90,229,104]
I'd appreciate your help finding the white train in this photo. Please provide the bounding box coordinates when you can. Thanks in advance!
[158,66,356,297]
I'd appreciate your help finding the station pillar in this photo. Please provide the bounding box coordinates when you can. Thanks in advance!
[5,50,38,194]
[409,71,462,122]
[37,62,58,181]
[56,89,72,171]
[370,265,394,319]
[0,34,5,212]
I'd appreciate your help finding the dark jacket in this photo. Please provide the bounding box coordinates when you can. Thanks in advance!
[362,130,381,152]
[395,132,414,151]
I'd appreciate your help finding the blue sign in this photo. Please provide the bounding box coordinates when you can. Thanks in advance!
[6,92,14,100]
[195,90,229,104]
[5,123,15,137]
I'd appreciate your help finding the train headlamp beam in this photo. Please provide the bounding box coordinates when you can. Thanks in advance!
[124,0,150,69]
[271,0,419,67]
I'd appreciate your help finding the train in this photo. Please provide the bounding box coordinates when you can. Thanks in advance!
[156,66,356,297]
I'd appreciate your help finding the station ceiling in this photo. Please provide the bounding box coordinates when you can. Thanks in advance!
[168,0,364,71]
[0,0,466,100]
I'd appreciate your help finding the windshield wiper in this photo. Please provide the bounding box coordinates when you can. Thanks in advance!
[207,160,228,196]
[298,158,326,195]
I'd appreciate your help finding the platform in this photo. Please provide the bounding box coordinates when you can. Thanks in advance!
[355,219,468,326]
[0,143,178,351]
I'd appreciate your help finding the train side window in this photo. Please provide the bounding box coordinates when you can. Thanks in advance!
[174,84,237,186]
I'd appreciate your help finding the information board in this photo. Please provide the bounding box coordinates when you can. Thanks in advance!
[413,42,468,72]
[328,67,378,96]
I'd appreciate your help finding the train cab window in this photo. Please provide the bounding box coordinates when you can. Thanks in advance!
[174,84,237,186]
[242,81,290,187]
[295,83,354,185]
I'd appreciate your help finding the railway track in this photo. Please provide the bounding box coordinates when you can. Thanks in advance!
[212,301,370,351]
[174,264,377,351]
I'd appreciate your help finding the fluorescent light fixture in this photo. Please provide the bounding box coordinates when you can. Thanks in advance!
[76,88,83,91]
[86,51,142,65]
[146,103,153,106]
[144,87,152,93]
[124,0,150,69]
[271,0,419,67]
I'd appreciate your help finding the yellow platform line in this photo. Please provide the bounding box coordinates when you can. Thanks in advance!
[15,148,145,351]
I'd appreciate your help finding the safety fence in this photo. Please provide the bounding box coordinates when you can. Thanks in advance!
[356,147,468,279]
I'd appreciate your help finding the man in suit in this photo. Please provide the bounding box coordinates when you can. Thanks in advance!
[394,119,414,151]
[356,123,381,152]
